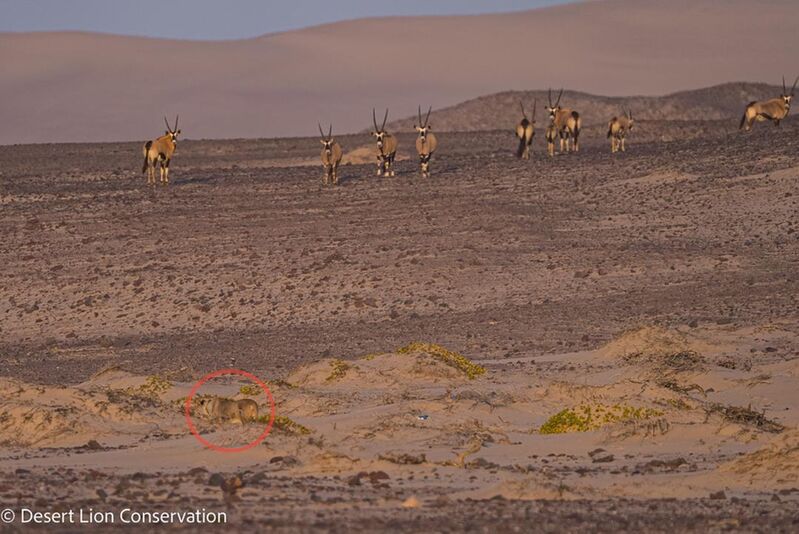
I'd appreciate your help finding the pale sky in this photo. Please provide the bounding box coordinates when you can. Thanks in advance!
[0,0,576,40]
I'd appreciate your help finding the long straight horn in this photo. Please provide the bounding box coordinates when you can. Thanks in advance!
[532,99,537,119]
[318,123,326,138]
[783,76,787,94]
[328,124,332,138]
[520,101,527,119]
[382,109,388,131]
[418,105,422,126]
[556,88,563,107]
[174,115,179,131]
[164,116,172,131]
[373,108,379,131]
[425,106,432,127]
[792,75,799,96]
[548,88,553,107]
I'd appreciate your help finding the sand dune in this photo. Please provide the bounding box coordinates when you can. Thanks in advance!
[2,325,798,503]
[1,0,798,144]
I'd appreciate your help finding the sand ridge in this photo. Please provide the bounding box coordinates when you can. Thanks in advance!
[2,325,798,510]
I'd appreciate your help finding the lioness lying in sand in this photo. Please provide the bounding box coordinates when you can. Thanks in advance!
[197,397,259,424]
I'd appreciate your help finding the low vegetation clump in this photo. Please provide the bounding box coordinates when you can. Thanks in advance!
[605,327,705,371]
[707,403,784,433]
[268,379,298,389]
[397,342,486,380]
[258,415,311,435]
[124,375,172,399]
[140,375,173,395]
[658,350,705,372]
[539,403,663,434]
[239,384,260,396]
[656,378,705,395]
[664,397,693,411]
[326,359,352,381]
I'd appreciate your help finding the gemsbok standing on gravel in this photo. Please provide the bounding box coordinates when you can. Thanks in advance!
[142,116,180,186]
[607,109,634,153]
[546,89,582,153]
[318,123,343,185]
[740,76,798,131]
[415,106,438,177]
[371,108,398,177]
[515,100,536,160]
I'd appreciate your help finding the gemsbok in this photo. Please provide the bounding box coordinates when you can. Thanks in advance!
[415,106,438,177]
[371,108,398,177]
[740,76,798,131]
[607,109,634,153]
[318,123,343,185]
[515,100,536,160]
[546,89,582,153]
[142,116,180,186]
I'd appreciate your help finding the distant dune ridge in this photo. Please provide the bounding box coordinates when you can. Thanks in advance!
[386,83,786,133]
[0,0,797,144]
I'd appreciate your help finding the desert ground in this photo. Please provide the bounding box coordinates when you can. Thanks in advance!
[1,118,799,532]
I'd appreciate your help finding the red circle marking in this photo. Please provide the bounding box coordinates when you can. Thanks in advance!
[184,368,276,453]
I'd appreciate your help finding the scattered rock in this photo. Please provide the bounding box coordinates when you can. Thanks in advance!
[402,496,420,508]
[588,448,606,458]
[247,472,269,485]
[369,471,390,484]
[269,455,300,467]
[347,471,390,487]
[467,457,500,469]
[379,452,427,465]
[638,457,687,472]
[221,476,243,496]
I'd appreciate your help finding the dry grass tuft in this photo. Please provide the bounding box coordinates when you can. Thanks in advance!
[706,403,784,433]
[326,359,353,382]
[540,403,663,434]
[397,342,485,379]
[257,415,311,435]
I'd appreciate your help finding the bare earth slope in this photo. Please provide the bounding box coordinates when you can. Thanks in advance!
[1,119,798,384]
[1,0,798,143]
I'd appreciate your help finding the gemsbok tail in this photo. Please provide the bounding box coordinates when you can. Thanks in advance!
[572,111,581,136]
[142,140,152,173]
[739,103,754,130]
[516,136,526,158]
